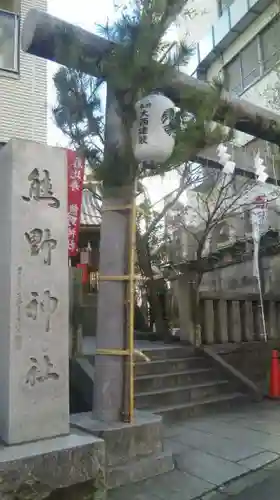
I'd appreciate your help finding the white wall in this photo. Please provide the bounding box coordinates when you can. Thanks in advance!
[232,70,279,145]
[182,0,218,44]
[0,0,47,144]
[178,0,280,146]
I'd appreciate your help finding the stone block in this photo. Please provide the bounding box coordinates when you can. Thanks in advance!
[110,469,212,500]
[238,451,279,470]
[174,448,249,485]
[0,431,105,500]
[107,451,174,489]
[149,469,212,500]
[71,410,173,488]
[135,368,218,393]
[135,356,207,377]
[221,468,271,496]
[136,381,229,410]
[200,492,228,500]
[71,410,163,467]
[0,140,69,444]
[172,427,263,462]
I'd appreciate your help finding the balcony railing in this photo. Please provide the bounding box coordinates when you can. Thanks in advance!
[0,9,19,73]
[185,0,274,78]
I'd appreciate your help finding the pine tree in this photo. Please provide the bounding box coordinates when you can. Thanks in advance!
[53,0,230,337]
[53,0,233,421]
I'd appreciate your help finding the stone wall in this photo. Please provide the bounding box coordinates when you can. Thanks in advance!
[80,294,97,337]
[200,253,280,294]
[214,341,280,391]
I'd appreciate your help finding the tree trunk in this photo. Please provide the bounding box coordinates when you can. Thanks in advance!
[136,231,170,339]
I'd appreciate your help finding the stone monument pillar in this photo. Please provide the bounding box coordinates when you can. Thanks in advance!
[0,139,69,444]
[174,274,195,344]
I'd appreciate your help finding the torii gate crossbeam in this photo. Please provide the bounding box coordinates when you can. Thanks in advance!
[22,9,280,145]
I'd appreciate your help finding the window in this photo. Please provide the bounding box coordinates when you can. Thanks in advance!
[0,9,19,72]
[225,16,280,95]
[225,56,242,94]
[260,16,280,72]
[218,0,234,17]
[241,38,260,88]
[225,39,260,94]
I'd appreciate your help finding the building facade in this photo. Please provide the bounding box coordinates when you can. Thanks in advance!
[183,0,280,146]
[166,0,280,262]
[0,0,47,145]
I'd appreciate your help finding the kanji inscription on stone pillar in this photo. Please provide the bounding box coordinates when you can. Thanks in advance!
[0,140,69,444]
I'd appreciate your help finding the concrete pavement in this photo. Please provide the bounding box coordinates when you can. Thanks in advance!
[203,459,280,499]
[108,401,280,500]
[222,468,280,499]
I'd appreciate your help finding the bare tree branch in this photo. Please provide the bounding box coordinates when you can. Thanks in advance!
[167,168,279,273]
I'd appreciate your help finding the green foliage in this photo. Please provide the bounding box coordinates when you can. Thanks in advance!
[53,0,231,188]
[137,193,167,268]
[53,68,104,167]
[98,0,192,95]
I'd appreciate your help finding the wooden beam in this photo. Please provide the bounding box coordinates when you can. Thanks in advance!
[22,9,113,77]
[22,9,280,145]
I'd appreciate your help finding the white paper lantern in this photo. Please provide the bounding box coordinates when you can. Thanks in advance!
[133,93,176,163]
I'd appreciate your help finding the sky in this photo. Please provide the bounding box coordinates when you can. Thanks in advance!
[47,0,116,147]
[46,0,186,206]
[44,0,280,227]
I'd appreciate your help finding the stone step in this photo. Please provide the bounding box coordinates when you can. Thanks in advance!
[135,380,230,410]
[155,392,248,423]
[135,368,221,393]
[107,451,174,489]
[140,345,196,361]
[135,356,209,376]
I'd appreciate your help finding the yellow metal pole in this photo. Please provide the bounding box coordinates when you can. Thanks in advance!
[127,182,137,422]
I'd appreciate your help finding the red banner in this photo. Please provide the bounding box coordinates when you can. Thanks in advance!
[67,150,85,257]
[77,263,89,284]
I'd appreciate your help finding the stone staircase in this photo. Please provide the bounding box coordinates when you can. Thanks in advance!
[70,341,251,418]
[134,345,248,422]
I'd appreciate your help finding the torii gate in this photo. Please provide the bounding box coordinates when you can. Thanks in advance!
[22,9,280,423]
[23,10,280,144]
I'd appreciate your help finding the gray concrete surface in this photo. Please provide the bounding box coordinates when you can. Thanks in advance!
[71,410,174,488]
[223,471,280,499]
[108,401,280,500]
[0,429,105,500]
[204,458,280,499]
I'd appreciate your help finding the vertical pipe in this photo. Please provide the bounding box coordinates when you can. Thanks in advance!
[128,181,137,421]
